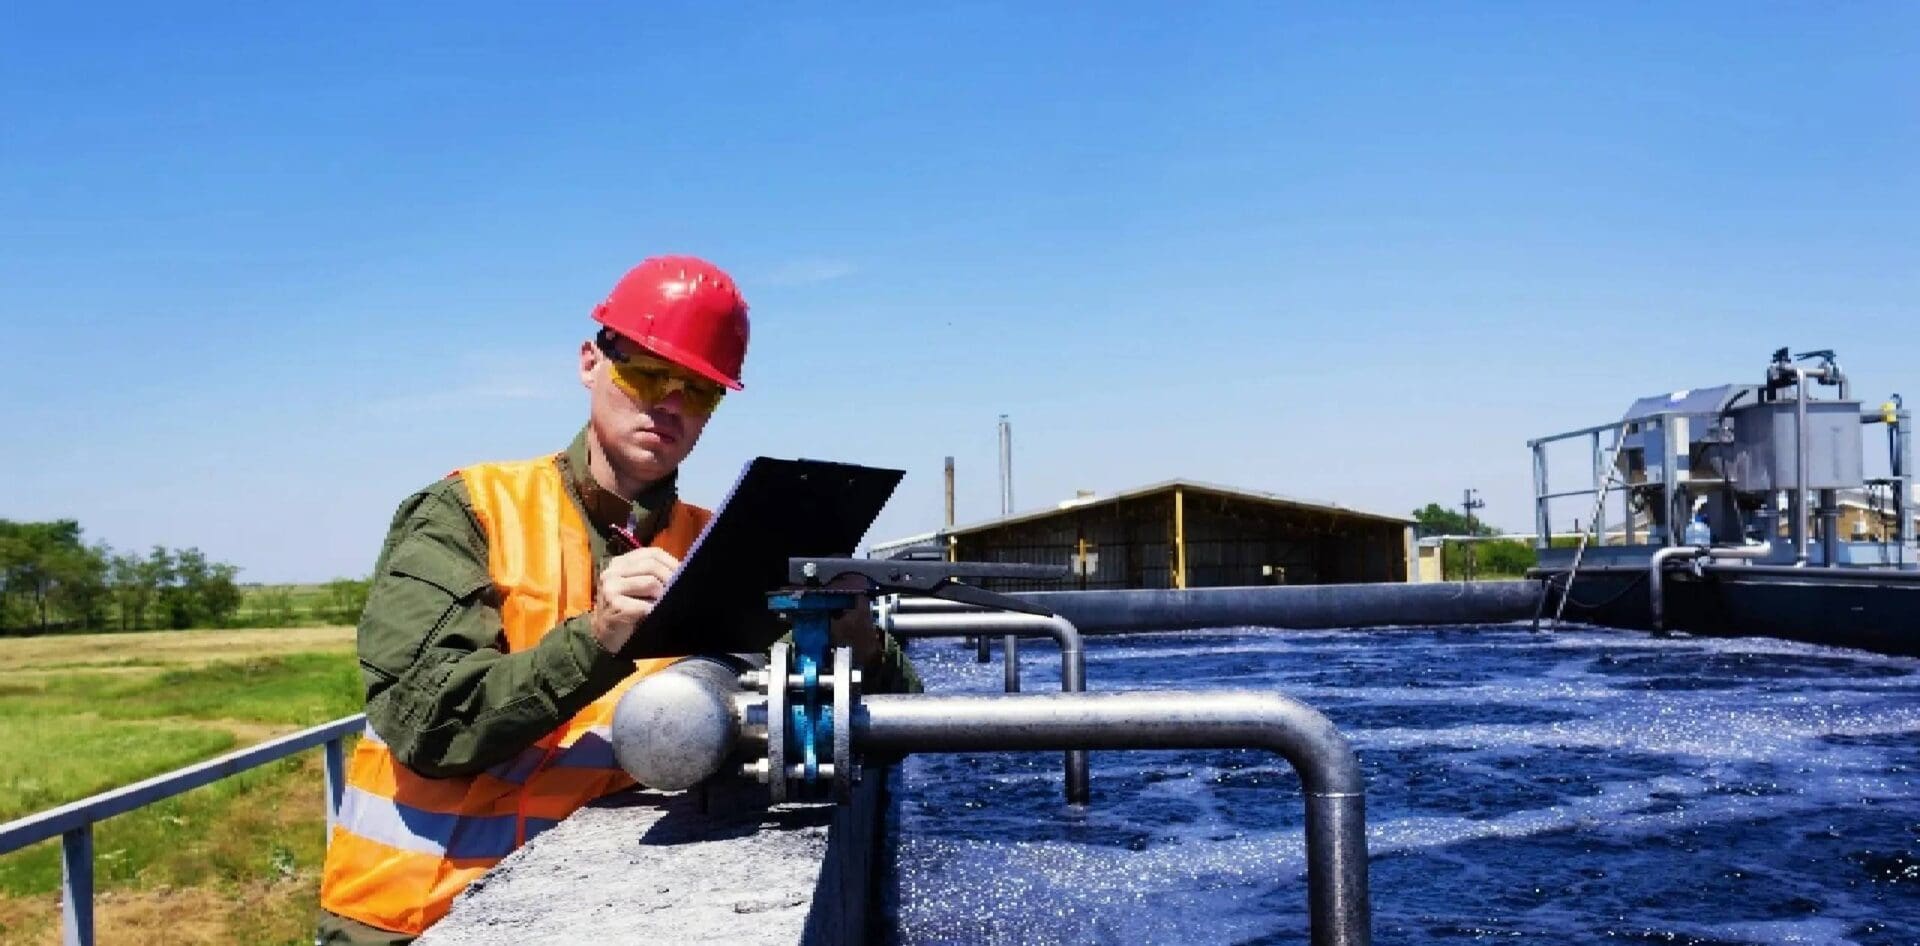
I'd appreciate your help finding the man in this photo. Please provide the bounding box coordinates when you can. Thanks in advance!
[317,256,917,944]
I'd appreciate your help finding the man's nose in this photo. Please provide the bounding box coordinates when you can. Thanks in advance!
[653,386,688,416]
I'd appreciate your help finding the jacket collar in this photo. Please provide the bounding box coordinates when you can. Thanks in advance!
[560,427,678,547]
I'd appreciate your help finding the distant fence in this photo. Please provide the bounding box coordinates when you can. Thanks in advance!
[0,714,366,946]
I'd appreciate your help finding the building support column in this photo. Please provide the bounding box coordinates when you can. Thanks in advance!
[1174,487,1188,590]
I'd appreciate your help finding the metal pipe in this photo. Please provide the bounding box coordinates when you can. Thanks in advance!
[1793,368,1813,566]
[323,737,347,833]
[856,690,1371,946]
[1818,489,1841,566]
[892,596,989,614]
[1701,559,1907,581]
[1592,430,1608,546]
[887,583,1548,635]
[62,825,92,946]
[1649,542,1772,631]
[1532,443,1549,549]
[1659,415,1679,547]
[884,611,1089,803]
[885,597,1022,665]
[1003,634,1020,692]
[881,613,1090,696]
[918,583,1543,634]
[1647,546,1703,632]
[1898,409,1914,564]
[1563,558,1920,583]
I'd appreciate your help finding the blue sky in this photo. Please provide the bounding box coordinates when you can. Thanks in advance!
[3,4,1916,582]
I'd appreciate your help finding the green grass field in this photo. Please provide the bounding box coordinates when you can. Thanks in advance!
[0,626,359,946]
[230,582,355,629]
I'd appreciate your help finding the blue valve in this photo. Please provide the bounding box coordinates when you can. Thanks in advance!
[767,591,855,795]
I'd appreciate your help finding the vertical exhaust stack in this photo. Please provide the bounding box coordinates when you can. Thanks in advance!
[945,455,960,572]
[998,415,1014,516]
[944,456,956,531]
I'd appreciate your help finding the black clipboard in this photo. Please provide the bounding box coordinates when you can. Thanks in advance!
[622,457,904,658]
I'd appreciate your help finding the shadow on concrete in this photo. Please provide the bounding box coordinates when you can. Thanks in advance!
[616,784,835,847]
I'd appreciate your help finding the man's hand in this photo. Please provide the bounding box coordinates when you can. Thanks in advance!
[592,547,680,654]
[824,575,882,667]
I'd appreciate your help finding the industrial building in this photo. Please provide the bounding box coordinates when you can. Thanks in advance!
[870,480,1415,591]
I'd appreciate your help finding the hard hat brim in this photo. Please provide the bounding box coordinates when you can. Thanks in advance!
[596,321,746,392]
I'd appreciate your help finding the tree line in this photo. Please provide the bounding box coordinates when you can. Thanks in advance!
[1411,502,1538,578]
[0,518,368,634]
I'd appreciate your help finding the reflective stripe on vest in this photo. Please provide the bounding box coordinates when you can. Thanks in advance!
[320,453,711,935]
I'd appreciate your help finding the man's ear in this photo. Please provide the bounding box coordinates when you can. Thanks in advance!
[578,339,599,390]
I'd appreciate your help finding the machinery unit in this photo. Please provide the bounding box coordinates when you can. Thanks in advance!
[1723,397,1864,493]
[1537,348,1909,564]
[1529,347,1920,648]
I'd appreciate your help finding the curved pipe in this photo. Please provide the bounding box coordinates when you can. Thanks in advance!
[876,597,1028,689]
[856,690,1371,946]
[1647,546,1703,632]
[1649,542,1773,631]
[884,612,1086,693]
[881,611,1089,804]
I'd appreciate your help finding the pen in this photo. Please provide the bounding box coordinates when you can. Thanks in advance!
[612,512,642,550]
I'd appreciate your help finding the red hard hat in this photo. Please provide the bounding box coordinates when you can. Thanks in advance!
[591,256,750,390]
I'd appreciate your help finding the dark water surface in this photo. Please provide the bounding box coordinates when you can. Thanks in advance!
[881,626,1920,945]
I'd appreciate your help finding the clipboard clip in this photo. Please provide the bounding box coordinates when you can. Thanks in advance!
[785,558,1068,616]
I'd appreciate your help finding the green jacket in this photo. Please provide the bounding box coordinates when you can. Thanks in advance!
[356,429,919,778]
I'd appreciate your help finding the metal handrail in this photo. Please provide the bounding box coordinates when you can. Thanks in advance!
[858,690,1372,946]
[879,609,1091,804]
[0,713,366,946]
[887,595,1028,691]
[1527,418,1637,446]
[1533,414,1660,549]
[1546,422,1632,629]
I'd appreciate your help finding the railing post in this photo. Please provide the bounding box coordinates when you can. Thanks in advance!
[1591,430,1607,546]
[324,736,348,836]
[1532,443,1550,549]
[2,714,366,946]
[61,825,94,946]
[1003,635,1020,692]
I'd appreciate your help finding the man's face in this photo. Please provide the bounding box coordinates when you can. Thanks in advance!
[579,334,719,485]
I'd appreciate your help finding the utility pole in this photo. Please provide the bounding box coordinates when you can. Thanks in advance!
[1462,488,1485,582]
[997,415,1014,516]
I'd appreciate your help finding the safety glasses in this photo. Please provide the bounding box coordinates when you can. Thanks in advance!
[597,333,726,416]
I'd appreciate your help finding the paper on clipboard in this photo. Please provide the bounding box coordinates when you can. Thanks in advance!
[620,457,903,658]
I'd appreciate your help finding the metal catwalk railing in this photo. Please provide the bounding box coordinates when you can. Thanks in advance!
[0,713,365,946]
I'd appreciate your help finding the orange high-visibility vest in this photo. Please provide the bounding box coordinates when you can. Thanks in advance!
[319,454,710,935]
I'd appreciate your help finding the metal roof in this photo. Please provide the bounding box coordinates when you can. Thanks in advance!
[870,479,1411,553]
